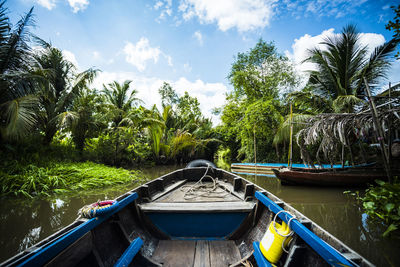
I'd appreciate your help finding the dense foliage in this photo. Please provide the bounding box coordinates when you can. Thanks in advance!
[346,180,400,237]
[216,39,298,162]
[386,5,400,60]
[0,1,219,198]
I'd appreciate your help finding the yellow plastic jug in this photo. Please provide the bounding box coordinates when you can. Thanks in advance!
[259,220,292,264]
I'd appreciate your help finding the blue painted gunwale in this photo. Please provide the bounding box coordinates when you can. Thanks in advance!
[17,192,138,267]
[114,237,143,267]
[252,241,273,267]
[255,191,354,267]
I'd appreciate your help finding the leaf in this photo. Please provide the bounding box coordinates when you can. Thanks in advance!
[383,224,398,237]
[363,201,375,210]
[375,179,385,186]
[384,203,395,213]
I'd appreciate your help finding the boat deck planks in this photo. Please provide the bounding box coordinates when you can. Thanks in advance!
[193,240,210,267]
[209,240,241,266]
[151,240,241,267]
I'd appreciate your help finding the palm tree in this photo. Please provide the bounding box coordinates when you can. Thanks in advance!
[303,24,398,113]
[102,80,142,127]
[33,40,98,144]
[101,80,143,165]
[0,2,36,141]
[70,87,105,151]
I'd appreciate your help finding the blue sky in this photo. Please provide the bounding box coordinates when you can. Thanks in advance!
[9,0,400,123]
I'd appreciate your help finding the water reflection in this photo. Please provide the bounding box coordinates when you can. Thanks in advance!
[1,165,399,266]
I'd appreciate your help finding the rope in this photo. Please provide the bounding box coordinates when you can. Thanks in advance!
[180,165,231,200]
[272,210,297,253]
[78,200,117,219]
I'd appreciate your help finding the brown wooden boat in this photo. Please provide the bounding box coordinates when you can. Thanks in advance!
[272,167,386,187]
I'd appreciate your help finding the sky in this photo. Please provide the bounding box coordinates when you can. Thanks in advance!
[8,0,400,124]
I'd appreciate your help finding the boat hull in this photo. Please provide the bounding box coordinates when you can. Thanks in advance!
[273,168,385,186]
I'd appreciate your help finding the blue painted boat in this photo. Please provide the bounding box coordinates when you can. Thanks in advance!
[1,164,374,267]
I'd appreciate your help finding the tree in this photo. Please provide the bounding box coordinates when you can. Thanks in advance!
[219,39,297,161]
[70,87,105,151]
[0,1,36,141]
[386,5,400,60]
[159,82,178,107]
[228,39,298,101]
[102,80,142,127]
[33,41,98,144]
[303,24,398,113]
[101,80,144,165]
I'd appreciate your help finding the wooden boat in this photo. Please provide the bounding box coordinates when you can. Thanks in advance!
[2,163,374,267]
[272,167,385,186]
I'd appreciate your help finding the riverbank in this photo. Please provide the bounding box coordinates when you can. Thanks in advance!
[0,160,143,198]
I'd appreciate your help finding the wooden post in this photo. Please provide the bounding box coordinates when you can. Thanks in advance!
[341,145,345,168]
[388,83,393,170]
[363,78,392,182]
[288,103,293,168]
[254,125,257,177]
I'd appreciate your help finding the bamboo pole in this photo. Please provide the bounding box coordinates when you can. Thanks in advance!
[363,78,392,182]
[254,125,257,177]
[288,103,293,168]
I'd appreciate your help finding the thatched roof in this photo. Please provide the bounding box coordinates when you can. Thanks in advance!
[296,108,400,166]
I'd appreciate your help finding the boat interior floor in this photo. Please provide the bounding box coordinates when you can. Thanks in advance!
[155,181,241,203]
[151,240,241,267]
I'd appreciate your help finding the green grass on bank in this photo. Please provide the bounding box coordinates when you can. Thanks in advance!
[0,161,143,198]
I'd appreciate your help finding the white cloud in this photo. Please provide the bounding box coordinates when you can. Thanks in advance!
[154,1,164,10]
[62,50,79,69]
[92,51,100,60]
[285,29,386,78]
[156,0,173,21]
[178,0,275,32]
[91,72,228,124]
[123,37,173,71]
[166,55,173,67]
[281,0,368,19]
[123,38,161,72]
[68,0,89,13]
[183,63,192,72]
[193,31,203,45]
[173,77,228,124]
[36,0,56,10]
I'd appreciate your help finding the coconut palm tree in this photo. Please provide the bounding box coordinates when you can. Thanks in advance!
[102,80,142,127]
[274,24,399,153]
[0,2,36,141]
[70,87,106,151]
[33,41,98,144]
[303,24,398,113]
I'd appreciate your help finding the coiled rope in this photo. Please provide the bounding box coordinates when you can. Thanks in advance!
[180,165,231,200]
[78,200,118,219]
[272,210,296,253]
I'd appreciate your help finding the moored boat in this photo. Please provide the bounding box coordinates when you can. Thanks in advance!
[1,162,374,267]
[272,167,385,186]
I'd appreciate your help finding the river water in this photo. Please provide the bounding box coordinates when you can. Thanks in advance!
[0,165,399,266]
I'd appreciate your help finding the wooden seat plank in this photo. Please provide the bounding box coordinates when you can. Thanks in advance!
[139,201,255,213]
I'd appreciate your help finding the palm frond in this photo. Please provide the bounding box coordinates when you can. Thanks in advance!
[0,94,37,140]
